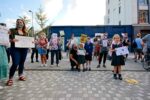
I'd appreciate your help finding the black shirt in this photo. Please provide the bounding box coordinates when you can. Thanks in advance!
[70,49,78,61]
[9,28,27,47]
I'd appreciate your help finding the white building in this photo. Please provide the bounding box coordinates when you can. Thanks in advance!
[105,0,150,25]
[104,0,150,36]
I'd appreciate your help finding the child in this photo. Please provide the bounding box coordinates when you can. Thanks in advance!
[84,37,93,71]
[77,43,86,72]
[37,32,48,67]
[110,34,125,80]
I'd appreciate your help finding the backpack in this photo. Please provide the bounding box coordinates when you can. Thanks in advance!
[132,40,137,48]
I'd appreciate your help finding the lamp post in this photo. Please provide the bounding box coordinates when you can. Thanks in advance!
[29,10,34,37]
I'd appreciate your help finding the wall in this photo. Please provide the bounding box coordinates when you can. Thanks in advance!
[47,25,133,50]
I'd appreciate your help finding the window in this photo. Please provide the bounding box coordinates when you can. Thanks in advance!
[108,9,110,14]
[108,18,110,24]
[119,21,121,25]
[108,0,110,4]
[138,0,148,6]
[119,6,121,14]
[138,10,149,23]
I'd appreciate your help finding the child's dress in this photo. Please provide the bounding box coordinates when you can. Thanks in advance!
[77,49,86,64]
[38,38,48,55]
[111,43,125,66]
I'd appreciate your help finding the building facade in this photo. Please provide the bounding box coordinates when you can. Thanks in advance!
[105,0,150,25]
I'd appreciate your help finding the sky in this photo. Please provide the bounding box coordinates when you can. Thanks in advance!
[0,0,106,30]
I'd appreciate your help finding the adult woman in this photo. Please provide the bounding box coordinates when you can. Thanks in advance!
[97,33,109,68]
[0,23,9,89]
[70,44,79,71]
[6,19,28,86]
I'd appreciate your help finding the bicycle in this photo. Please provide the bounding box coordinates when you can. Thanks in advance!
[142,49,150,71]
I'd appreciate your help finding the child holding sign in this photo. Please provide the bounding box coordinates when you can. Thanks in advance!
[110,34,125,80]
[77,43,86,72]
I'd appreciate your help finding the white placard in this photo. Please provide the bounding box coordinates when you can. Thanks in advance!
[102,40,108,47]
[116,46,129,56]
[59,30,65,36]
[77,50,85,56]
[15,35,35,48]
[0,25,9,46]
[52,33,58,38]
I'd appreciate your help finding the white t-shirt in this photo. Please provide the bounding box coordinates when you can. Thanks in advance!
[77,49,86,56]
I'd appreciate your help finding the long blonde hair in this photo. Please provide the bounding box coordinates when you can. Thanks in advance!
[113,34,120,40]
[39,32,46,38]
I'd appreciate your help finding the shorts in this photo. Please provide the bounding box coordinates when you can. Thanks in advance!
[38,48,47,55]
[85,55,92,61]
[135,48,142,54]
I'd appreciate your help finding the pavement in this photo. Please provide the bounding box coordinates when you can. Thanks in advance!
[0,52,150,100]
[24,52,145,71]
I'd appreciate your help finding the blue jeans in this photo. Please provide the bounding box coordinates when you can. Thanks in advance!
[51,50,59,65]
[9,47,28,79]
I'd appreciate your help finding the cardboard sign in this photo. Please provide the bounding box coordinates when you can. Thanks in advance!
[116,46,129,56]
[0,25,9,46]
[80,34,87,43]
[15,35,35,48]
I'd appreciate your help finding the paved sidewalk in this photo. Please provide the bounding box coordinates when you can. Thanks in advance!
[24,52,145,71]
[1,52,150,100]
[0,71,150,100]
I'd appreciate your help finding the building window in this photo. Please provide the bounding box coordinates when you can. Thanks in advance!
[108,0,110,4]
[119,21,121,25]
[108,9,110,14]
[119,6,121,14]
[108,18,110,24]
[138,10,149,23]
[138,0,148,6]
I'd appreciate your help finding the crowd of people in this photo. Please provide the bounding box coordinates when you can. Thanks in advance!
[67,32,150,80]
[0,18,150,88]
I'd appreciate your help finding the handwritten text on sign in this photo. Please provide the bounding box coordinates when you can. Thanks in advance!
[116,46,129,56]
[15,35,35,48]
[0,25,9,46]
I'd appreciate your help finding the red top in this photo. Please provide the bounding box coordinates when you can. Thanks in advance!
[38,38,48,47]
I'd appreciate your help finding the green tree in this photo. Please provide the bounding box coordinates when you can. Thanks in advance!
[36,7,48,30]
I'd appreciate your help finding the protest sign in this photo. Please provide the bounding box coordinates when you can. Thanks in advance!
[116,46,129,56]
[0,25,9,46]
[15,35,35,48]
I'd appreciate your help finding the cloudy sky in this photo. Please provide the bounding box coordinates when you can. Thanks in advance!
[0,0,106,30]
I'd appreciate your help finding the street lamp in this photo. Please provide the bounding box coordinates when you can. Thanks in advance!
[29,10,34,37]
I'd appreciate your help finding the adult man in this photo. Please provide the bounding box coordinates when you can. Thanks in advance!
[142,34,150,53]
[97,33,109,68]
[134,33,143,62]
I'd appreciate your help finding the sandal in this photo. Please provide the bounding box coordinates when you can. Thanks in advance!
[6,79,13,86]
[18,76,26,81]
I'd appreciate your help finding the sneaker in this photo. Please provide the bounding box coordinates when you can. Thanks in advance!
[41,64,44,67]
[56,64,59,67]
[0,86,3,89]
[83,68,86,72]
[36,60,39,62]
[44,64,47,67]
[89,68,91,71]
[118,74,123,80]
[31,60,34,63]
[103,65,106,68]
[113,74,117,80]
[97,65,100,68]
[78,68,81,72]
